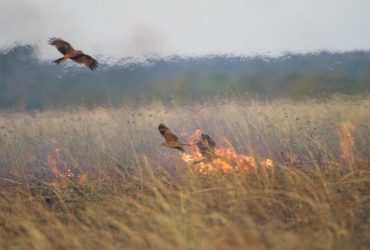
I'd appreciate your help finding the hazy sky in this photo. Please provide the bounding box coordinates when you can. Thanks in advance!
[0,0,369,60]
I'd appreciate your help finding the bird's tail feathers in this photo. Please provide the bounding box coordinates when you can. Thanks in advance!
[54,57,67,64]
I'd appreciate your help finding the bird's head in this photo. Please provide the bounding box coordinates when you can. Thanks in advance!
[158,124,168,135]
[158,124,167,130]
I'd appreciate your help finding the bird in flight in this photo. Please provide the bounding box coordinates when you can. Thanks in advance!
[196,133,217,162]
[158,124,190,152]
[48,37,98,71]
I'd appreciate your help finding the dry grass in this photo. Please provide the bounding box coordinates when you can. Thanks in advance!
[0,97,369,250]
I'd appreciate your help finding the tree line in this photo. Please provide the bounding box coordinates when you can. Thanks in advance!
[0,45,369,110]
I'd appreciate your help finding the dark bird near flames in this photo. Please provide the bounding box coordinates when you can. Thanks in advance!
[48,37,98,71]
[196,134,217,162]
[158,124,190,152]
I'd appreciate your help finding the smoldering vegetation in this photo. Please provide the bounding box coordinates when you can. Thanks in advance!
[0,97,369,249]
[1,43,370,249]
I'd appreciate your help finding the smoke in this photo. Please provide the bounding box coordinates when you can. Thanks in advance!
[1,0,370,61]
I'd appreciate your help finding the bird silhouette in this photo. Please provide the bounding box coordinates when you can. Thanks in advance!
[48,37,98,71]
[196,133,217,162]
[158,124,190,152]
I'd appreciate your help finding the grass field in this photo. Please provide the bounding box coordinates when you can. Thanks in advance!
[0,97,369,250]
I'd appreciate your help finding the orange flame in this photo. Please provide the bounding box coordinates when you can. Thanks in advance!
[182,130,273,174]
[337,122,356,166]
[47,147,86,188]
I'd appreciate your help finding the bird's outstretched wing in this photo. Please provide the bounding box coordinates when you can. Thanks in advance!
[158,124,179,143]
[72,54,98,71]
[48,37,74,55]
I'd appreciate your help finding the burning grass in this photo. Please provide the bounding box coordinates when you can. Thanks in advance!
[0,97,369,249]
[181,132,274,174]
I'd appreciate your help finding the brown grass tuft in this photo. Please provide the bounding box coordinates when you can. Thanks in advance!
[0,97,369,249]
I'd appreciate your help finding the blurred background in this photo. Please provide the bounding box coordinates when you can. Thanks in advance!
[0,0,369,110]
[1,46,369,110]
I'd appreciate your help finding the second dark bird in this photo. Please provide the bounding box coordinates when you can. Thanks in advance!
[196,133,217,162]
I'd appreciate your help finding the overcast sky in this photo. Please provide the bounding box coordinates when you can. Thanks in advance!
[0,0,369,61]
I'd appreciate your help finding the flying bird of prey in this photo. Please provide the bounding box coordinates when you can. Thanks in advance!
[196,133,217,162]
[48,37,98,71]
[158,124,190,152]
